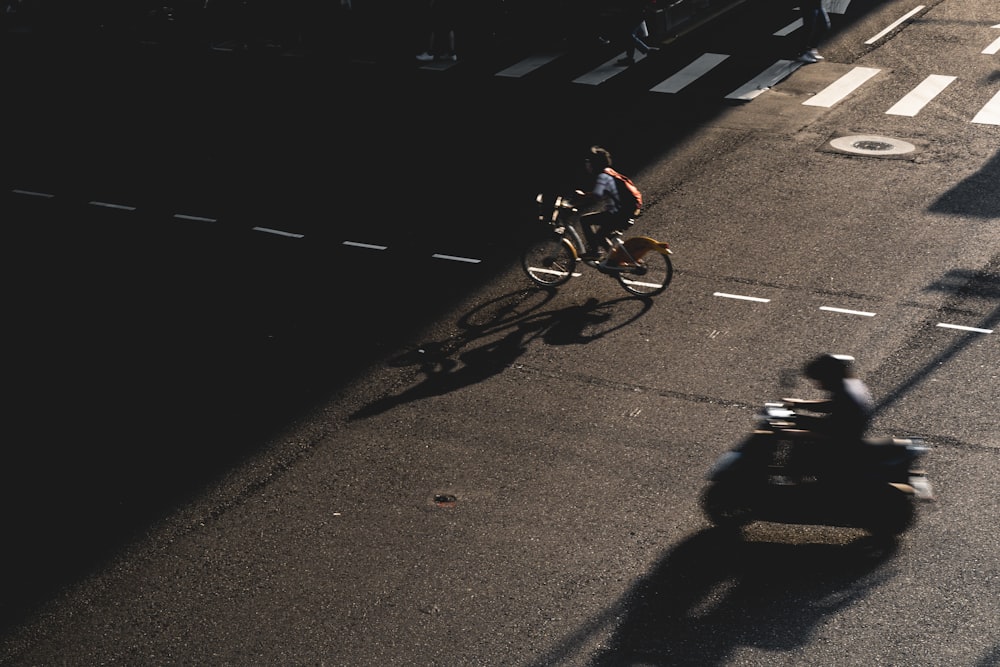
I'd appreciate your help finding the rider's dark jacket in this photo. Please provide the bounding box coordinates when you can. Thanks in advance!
[798,378,875,444]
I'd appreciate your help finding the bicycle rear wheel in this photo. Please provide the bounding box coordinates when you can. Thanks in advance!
[616,252,673,296]
[522,236,576,287]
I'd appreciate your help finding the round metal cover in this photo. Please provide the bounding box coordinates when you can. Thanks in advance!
[829,134,916,156]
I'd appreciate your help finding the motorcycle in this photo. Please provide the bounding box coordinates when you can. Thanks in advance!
[701,402,934,538]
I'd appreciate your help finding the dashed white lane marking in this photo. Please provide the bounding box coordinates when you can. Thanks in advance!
[174,214,217,222]
[343,240,388,250]
[12,189,55,198]
[714,292,770,303]
[803,66,880,107]
[886,74,956,116]
[820,306,877,317]
[496,53,564,78]
[432,253,482,264]
[726,60,802,101]
[971,89,1000,125]
[252,226,304,239]
[865,5,925,45]
[89,201,136,211]
[651,53,729,94]
[937,323,993,334]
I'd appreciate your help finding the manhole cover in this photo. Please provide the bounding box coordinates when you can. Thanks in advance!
[829,134,916,156]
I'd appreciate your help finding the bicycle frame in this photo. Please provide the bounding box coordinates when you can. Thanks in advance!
[524,193,674,297]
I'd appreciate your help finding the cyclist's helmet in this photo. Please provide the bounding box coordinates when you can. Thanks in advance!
[805,353,856,382]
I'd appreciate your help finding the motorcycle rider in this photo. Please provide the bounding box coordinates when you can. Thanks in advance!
[784,353,875,445]
[780,354,877,481]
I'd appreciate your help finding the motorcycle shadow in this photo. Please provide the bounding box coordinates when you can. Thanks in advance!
[588,527,898,666]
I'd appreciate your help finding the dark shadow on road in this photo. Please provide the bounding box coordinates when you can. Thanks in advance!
[928,149,1000,219]
[351,289,655,420]
[875,255,999,415]
[530,528,897,666]
[0,0,931,643]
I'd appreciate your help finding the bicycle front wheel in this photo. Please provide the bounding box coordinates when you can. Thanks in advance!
[616,252,673,296]
[522,236,577,287]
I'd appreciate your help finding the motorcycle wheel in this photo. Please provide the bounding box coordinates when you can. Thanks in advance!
[701,482,754,529]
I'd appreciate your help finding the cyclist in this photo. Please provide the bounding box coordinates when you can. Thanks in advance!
[574,146,635,260]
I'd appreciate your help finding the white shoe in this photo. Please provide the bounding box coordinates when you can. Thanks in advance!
[416,52,434,62]
[797,51,818,63]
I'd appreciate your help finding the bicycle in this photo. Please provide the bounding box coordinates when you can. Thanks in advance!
[521,193,674,297]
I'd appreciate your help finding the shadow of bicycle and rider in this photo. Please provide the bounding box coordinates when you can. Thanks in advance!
[350,288,656,420]
[531,527,899,667]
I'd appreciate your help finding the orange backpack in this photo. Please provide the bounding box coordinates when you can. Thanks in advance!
[604,167,643,217]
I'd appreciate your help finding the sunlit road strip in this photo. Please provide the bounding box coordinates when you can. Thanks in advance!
[343,240,388,250]
[820,306,876,317]
[89,201,136,211]
[936,323,993,334]
[713,292,770,303]
[432,253,482,264]
[252,226,304,239]
[865,6,925,45]
[886,74,956,116]
[12,189,55,199]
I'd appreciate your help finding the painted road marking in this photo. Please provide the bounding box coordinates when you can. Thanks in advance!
[573,53,647,85]
[343,240,388,250]
[651,53,729,94]
[496,53,564,78]
[937,323,993,334]
[886,74,956,116]
[971,89,1000,125]
[775,19,802,37]
[820,306,876,317]
[89,201,136,211]
[432,253,482,264]
[726,60,802,100]
[803,66,880,107]
[12,189,55,198]
[174,214,217,222]
[775,0,850,35]
[253,226,304,239]
[865,6,925,45]
[713,292,771,303]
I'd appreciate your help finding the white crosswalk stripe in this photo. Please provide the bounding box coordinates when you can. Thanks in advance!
[726,60,803,100]
[650,53,729,94]
[490,48,998,125]
[886,75,956,116]
[971,90,1000,125]
[803,66,880,107]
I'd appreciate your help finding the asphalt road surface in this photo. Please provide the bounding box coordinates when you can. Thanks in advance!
[2,0,998,664]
